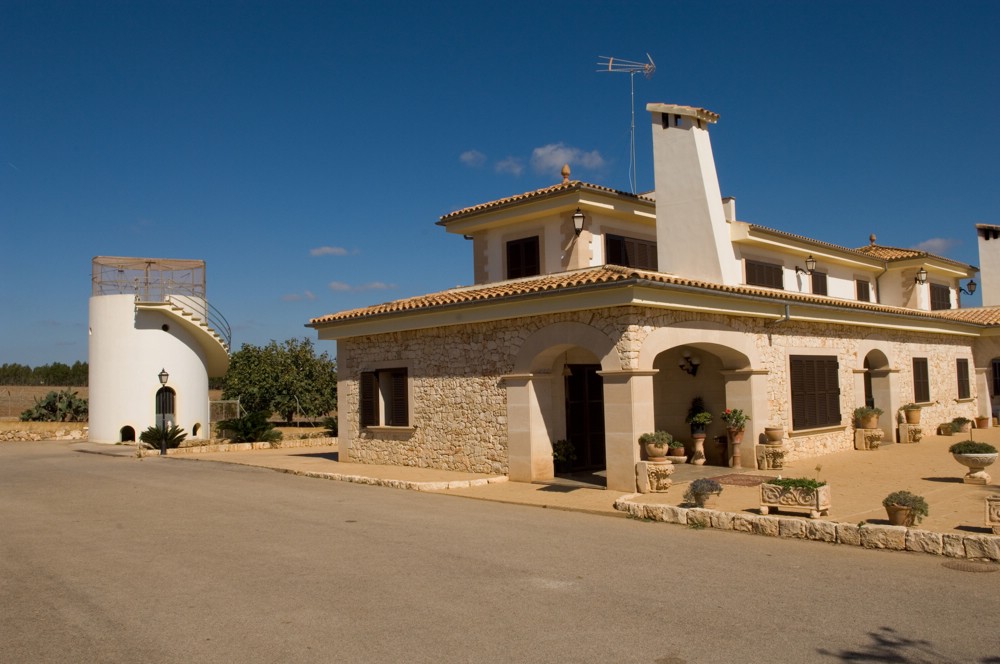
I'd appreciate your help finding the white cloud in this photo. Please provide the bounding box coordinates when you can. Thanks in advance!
[310,246,349,257]
[912,238,958,255]
[281,290,316,302]
[460,150,486,168]
[328,281,395,293]
[495,157,524,176]
[531,143,605,175]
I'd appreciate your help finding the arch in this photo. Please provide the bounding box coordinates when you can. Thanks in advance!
[638,320,758,371]
[513,321,620,374]
[858,346,894,440]
[155,386,176,429]
[192,422,201,437]
[119,425,136,442]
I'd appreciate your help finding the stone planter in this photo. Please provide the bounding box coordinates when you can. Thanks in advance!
[644,441,669,462]
[727,428,745,468]
[903,408,921,424]
[756,443,785,469]
[986,495,1000,535]
[954,422,972,434]
[885,504,915,526]
[952,452,998,485]
[667,447,687,464]
[759,483,831,519]
[856,415,879,429]
[854,428,883,450]
[690,434,707,465]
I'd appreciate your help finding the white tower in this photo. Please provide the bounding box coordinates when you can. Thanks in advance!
[88,257,230,444]
[647,103,741,285]
[977,225,1000,306]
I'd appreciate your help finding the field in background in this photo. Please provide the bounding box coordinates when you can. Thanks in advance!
[0,386,225,421]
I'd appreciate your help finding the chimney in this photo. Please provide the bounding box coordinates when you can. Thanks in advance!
[646,103,740,285]
[977,224,1000,306]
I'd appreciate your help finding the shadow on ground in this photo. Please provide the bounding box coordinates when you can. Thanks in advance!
[817,626,999,663]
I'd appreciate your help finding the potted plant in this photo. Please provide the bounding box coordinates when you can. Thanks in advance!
[638,431,673,462]
[853,406,883,429]
[683,477,722,508]
[948,440,998,485]
[951,417,972,434]
[552,439,577,473]
[667,437,687,462]
[882,490,929,526]
[939,422,955,436]
[686,398,712,434]
[760,477,831,519]
[900,403,922,424]
[975,415,991,430]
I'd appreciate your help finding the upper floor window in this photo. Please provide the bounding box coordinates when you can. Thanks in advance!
[606,234,657,270]
[746,260,783,289]
[506,236,540,279]
[789,355,841,430]
[360,368,409,428]
[930,283,951,310]
[913,358,930,403]
[811,271,828,296]
[957,358,971,399]
[856,279,871,302]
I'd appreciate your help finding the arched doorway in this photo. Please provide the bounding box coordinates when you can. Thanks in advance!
[861,349,892,441]
[564,363,605,474]
[120,425,135,442]
[155,386,176,429]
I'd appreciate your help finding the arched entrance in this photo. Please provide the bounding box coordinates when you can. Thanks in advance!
[861,349,893,441]
[120,425,135,442]
[564,363,605,474]
[155,386,176,429]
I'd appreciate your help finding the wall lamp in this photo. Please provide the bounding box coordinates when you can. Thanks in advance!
[678,351,701,376]
[572,208,585,236]
[158,368,169,385]
[959,279,978,295]
[914,267,928,285]
[795,255,817,275]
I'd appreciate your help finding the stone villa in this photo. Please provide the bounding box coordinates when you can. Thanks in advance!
[308,102,1000,493]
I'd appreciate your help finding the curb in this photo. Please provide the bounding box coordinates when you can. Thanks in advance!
[613,495,1000,562]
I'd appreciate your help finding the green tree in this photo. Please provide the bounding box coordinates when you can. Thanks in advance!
[222,338,337,423]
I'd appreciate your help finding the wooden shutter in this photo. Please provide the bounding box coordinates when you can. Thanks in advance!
[812,271,828,296]
[507,237,540,279]
[746,260,783,289]
[790,355,840,430]
[360,371,378,427]
[856,280,871,302]
[387,369,408,426]
[913,358,930,403]
[957,359,970,400]
[930,284,951,310]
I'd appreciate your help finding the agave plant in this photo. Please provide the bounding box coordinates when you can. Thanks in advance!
[138,425,188,450]
[216,410,282,443]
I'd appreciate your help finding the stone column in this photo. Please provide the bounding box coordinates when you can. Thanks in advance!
[503,373,553,483]
[598,369,657,493]
[721,368,768,468]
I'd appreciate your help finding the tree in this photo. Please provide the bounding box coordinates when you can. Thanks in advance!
[222,338,337,423]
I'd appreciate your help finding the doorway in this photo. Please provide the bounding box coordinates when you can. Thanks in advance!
[564,364,606,473]
[155,386,176,429]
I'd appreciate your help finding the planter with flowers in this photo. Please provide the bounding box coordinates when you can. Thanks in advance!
[685,398,711,466]
[949,440,998,485]
[720,408,749,468]
[760,477,831,519]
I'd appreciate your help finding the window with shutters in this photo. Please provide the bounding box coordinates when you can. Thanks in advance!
[359,368,409,428]
[811,271,828,296]
[506,236,540,279]
[912,358,930,403]
[956,358,970,400]
[856,279,871,302]
[745,260,784,289]
[930,283,951,310]
[789,355,841,430]
[605,234,658,270]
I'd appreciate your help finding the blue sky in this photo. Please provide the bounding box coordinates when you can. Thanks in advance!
[2,0,998,367]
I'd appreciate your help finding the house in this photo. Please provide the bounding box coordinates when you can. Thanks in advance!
[308,102,994,493]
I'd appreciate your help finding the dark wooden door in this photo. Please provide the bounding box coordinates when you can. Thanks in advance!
[564,364,606,472]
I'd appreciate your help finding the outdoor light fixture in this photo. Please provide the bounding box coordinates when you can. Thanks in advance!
[914,267,928,285]
[572,208,585,236]
[158,368,169,385]
[960,279,978,296]
[678,351,701,376]
[796,255,817,275]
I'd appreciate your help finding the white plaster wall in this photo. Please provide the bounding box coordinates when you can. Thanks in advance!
[979,232,1000,306]
[89,294,210,443]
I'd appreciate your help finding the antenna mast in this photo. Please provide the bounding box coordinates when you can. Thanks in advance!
[597,53,655,194]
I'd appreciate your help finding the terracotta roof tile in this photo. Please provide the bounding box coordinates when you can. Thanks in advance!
[438,181,652,224]
[930,306,1000,326]
[853,244,926,260]
[308,265,986,327]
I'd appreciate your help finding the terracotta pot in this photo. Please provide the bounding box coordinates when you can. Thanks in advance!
[857,415,879,429]
[885,504,915,526]
[764,427,784,443]
[956,422,972,434]
[976,417,991,430]
[667,447,687,463]
[903,408,921,424]
[644,442,669,462]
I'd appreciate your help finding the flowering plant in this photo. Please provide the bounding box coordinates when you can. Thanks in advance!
[720,408,749,431]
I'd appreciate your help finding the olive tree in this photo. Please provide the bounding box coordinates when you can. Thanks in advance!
[222,338,337,423]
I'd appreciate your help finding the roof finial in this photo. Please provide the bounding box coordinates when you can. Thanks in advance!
[869,233,877,246]
[561,163,571,184]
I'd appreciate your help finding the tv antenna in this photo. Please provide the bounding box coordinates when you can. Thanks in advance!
[597,53,655,194]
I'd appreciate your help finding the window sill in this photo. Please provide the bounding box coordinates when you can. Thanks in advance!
[788,424,847,438]
[363,425,416,435]
[954,398,975,404]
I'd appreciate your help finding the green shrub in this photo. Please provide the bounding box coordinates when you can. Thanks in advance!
[684,478,722,506]
[216,411,282,443]
[322,416,338,437]
[638,431,673,446]
[138,425,187,450]
[948,440,998,455]
[766,477,827,490]
[882,490,929,524]
[19,389,88,422]
[552,439,577,463]
[853,406,883,420]
[951,417,972,427]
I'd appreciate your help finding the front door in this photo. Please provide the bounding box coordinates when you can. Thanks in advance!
[564,364,606,472]
[156,387,175,429]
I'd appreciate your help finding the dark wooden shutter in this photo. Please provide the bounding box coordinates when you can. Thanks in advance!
[790,355,840,430]
[607,234,658,270]
[746,260,783,289]
[387,369,408,426]
[507,237,540,279]
[913,358,930,403]
[360,371,378,427]
[856,280,871,302]
[957,358,970,399]
[930,284,951,310]
[812,271,828,296]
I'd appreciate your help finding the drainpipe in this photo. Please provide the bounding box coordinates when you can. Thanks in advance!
[767,303,791,326]
[874,260,889,304]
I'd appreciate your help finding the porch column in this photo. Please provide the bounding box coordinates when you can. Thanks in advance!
[975,367,993,421]
[503,373,553,482]
[721,369,768,467]
[598,369,657,493]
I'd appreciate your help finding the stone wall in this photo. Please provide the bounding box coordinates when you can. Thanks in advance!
[338,305,979,472]
[0,421,88,441]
